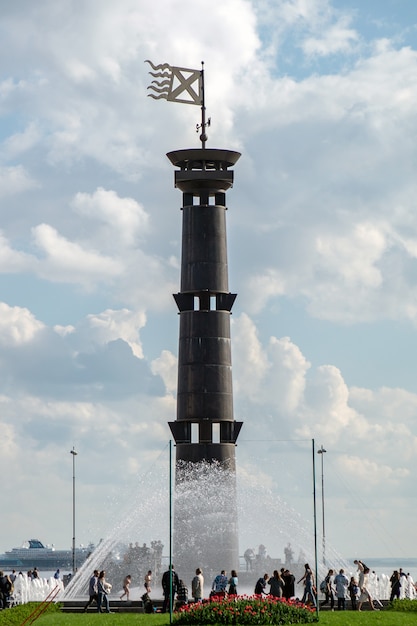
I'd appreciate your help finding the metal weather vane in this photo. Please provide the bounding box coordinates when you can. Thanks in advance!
[145,60,210,148]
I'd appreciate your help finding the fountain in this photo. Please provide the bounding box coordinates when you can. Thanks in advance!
[12,572,64,604]
[174,461,239,583]
[0,449,403,604]
[61,453,352,601]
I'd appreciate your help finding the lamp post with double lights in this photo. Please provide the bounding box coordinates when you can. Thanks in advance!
[317,445,327,567]
[70,447,78,574]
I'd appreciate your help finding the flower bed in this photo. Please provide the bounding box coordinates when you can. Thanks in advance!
[174,595,318,625]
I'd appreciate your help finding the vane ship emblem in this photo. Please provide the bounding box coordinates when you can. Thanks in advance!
[145,60,202,105]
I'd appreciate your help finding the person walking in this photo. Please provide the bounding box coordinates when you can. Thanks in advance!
[298,563,316,607]
[321,569,334,609]
[120,574,131,600]
[97,570,112,613]
[83,569,99,612]
[356,562,378,611]
[144,570,152,594]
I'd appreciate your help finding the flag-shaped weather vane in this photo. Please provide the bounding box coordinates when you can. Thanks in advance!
[145,60,210,148]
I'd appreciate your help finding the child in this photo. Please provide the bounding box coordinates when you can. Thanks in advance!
[120,574,131,600]
[348,576,359,611]
[144,570,152,594]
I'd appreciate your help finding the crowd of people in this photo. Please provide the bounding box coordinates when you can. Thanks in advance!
[156,564,300,612]
[82,567,156,613]
[2,556,415,613]
[319,560,381,611]
[82,568,155,613]
[80,558,415,614]
[318,559,417,611]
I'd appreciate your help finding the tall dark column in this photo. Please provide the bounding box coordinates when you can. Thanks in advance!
[167,148,243,577]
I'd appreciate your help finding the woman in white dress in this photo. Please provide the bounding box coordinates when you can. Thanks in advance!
[355,560,378,611]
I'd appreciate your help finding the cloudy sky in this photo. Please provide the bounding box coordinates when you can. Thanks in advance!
[1,0,417,566]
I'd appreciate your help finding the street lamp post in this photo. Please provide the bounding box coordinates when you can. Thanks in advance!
[70,447,78,574]
[317,445,326,567]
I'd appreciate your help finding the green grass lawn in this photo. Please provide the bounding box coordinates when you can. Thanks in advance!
[3,607,417,626]
[23,616,170,626]
[317,611,417,625]
[0,609,169,626]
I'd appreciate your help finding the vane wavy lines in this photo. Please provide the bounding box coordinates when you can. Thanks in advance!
[145,60,173,100]
[147,86,167,94]
[148,71,171,79]
[150,79,171,88]
[145,60,171,72]
[147,93,169,100]
[147,84,169,99]
[147,82,171,99]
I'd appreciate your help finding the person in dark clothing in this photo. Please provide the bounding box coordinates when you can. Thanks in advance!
[176,579,188,609]
[0,571,12,609]
[282,569,295,600]
[321,569,335,609]
[268,570,284,597]
[141,592,153,613]
[162,565,179,613]
[83,570,99,612]
[348,577,359,611]
[228,570,238,595]
[390,570,401,601]
[254,573,269,595]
